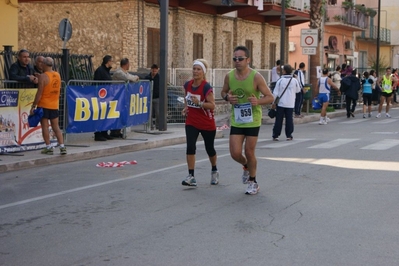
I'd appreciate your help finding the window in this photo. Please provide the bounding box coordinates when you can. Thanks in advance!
[269,43,277,69]
[193,33,203,60]
[147,28,160,68]
[245,40,253,68]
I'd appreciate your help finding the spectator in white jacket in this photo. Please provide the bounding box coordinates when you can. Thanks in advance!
[112,58,139,82]
[271,64,301,141]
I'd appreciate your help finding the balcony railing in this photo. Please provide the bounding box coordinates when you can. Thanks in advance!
[325,6,369,30]
[357,26,391,44]
[264,0,310,12]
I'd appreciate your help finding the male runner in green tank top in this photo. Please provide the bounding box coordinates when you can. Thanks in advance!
[221,45,274,195]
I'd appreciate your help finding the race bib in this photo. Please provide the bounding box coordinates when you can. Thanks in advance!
[234,103,253,124]
[185,92,201,108]
[383,84,391,90]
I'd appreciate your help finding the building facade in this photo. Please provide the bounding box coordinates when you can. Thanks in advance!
[289,0,395,76]
[11,0,309,82]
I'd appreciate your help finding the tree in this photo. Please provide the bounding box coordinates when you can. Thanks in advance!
[309,0,324,99]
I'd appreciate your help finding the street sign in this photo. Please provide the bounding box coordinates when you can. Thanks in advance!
[302,47,317,55]
[58,18,72,48]
[301,29,318,47]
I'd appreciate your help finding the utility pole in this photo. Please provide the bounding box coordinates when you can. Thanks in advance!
[376,0,381,76]
[159,0,169,131]
[280,0,286,67]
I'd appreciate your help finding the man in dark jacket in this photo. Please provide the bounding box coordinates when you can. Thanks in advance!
[9,49,38,88]
[341,68,361,118]
[145,64,160,129]
[93,55,113,141]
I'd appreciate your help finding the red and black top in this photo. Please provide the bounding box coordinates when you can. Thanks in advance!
[184,79,216,131]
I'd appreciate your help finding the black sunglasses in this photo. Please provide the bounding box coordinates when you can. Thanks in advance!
[233,57,247,62]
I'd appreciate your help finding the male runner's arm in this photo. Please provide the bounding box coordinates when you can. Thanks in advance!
[248,73,274,106]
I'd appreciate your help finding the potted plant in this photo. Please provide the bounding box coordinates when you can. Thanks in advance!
[355,4,366,14]
[366,8,377,18]
[333,15,342,22]
[342,1,354,10]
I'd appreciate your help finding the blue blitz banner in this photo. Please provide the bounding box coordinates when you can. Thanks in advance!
[125,82,151,127]
[66,82,150,133]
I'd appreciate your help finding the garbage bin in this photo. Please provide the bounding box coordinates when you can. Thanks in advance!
[303,84,312,114]
[303,84,312,100]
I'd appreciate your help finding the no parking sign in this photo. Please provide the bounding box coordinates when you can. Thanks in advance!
[301,29,318,55]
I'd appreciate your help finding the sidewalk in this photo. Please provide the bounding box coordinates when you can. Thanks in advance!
[0,106,375,173]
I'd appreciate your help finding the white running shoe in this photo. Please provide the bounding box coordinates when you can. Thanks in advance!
[386,113,391,118]
[245,181,260,195]
[325,117,331,122]
[182,175,197,186]
[211,171,219,185]
[319,120,327,125]
[376,113,381,118]
[242,168,250,184]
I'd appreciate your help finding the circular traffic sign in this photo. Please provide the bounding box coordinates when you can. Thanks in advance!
[305,36,314,46]
[58,18,72,42]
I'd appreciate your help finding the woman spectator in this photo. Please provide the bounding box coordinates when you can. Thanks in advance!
[271,64,301,141]
[370,69,379,105]
[181,59,219,187]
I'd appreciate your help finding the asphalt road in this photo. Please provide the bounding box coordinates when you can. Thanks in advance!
[1,108,399,266]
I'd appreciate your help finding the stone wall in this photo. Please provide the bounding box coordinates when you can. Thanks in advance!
[18,0,282,72]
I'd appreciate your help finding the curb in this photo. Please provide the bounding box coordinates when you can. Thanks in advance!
[0,130,224,173]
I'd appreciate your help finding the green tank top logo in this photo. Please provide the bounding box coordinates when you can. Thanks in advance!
[234,88,246,99]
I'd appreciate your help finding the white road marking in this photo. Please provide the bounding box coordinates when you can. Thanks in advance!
[340,119,367,124]
[259,138,313,148]
[308,138,358,149]
[372,119,398,124]
[0,153,232,210]
[361,139,399,150]
[261,157,399,171]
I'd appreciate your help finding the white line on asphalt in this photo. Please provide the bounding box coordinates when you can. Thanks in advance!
[308,138,358,149]
[259,138,313,148]
[372,119,398,124]
[0,153,232,211]
[262,157,399,171]
[340,119,367,124]
[361,139,399,150]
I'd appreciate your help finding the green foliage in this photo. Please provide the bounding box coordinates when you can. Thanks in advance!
[368,54,389,76]
[342,1,354,10]
[310,106,335,113]
[366,8,377,18]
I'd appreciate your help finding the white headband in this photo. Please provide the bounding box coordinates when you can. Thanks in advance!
[193,60,206,74]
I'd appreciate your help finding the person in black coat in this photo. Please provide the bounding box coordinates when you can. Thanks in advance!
[8,49,38,88]
[93,55,114,141]
[341,68,361,118]
[145,64,160,129]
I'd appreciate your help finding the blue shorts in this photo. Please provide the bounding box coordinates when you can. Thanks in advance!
[318,93,330,104]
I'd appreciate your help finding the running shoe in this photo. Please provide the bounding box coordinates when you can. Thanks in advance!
[60,146,67,155]
[211,171,219,185]
[368,113,372,118]
[363,114,366,118]
[386,113,391,118]
[326,117,331,122]
[376,113,381,118]
[182,175,197,186]
[41,147,53,155]
[245,181,260,195]
[319,120,327,125]
[242,168,250,184]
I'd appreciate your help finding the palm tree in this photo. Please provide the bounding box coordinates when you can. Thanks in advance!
[309,0,323,98]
